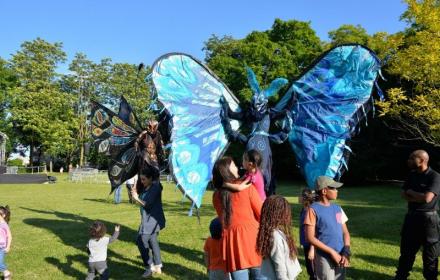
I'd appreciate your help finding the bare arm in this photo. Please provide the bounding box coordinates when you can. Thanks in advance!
[339,223,351,267]
[5,226,11,253]
[403,189,436,203]
[223,179,251,192]
[305,224,341,264]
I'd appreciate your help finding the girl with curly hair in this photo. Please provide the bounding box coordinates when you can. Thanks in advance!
[257,195,302,280]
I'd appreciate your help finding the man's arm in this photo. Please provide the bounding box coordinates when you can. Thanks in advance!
[403,189,436,203]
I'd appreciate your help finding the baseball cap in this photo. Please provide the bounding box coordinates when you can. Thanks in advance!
[315,176,343,190]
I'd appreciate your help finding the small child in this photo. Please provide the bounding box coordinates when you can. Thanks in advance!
[224,150,265,201]
[86,221,120,280]
[257,195,302,280]
[204,218,230,280]
[299,189,317,280]
[0,206,11,280]
[304,176,351,280]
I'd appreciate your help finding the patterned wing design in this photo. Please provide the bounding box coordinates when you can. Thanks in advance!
[90,99,141,191]
[277,44,382,188]
[151,53,240,208]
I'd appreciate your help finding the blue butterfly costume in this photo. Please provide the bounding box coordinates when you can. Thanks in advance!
[149,44,382,208]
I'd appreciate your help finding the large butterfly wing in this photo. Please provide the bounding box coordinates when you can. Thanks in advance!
[277,44,382,188]
[151,53,240,208]
[90,100,141,191]
[117,95,143,132]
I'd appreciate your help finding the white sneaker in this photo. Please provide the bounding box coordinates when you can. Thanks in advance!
[151,265,162,274]
[141,269,152,278]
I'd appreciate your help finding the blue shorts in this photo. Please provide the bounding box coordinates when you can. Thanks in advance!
[0,249,7,272]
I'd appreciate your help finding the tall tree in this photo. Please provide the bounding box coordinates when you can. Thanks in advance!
[378,0,440,147]
[328,24,370,46]
[9,38,74,165]
[0,58,18,157]
[204,18,323,103]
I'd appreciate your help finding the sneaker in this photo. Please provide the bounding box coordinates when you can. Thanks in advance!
[151,265,162,274]
[141,269,152,278]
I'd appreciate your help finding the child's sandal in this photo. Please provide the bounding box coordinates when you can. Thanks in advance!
[3,272,12,280]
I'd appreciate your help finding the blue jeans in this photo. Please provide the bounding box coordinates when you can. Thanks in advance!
[136,233,162,269]
[231,267,266,280]
[0,249,6,272]
[114,185,122,204]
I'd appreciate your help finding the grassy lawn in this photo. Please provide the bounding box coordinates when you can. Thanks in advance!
[0,174,425,279]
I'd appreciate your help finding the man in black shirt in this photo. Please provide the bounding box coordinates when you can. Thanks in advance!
[395,150,440,280]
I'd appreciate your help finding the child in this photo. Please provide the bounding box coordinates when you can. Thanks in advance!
[224,150,266,201]
[86,221,120,280]
[257,195,302,280]
[131,166,165,278]
[299,189,317,280]
[204,218,230,280]
[0,206,11,280]
[304,176,351,280]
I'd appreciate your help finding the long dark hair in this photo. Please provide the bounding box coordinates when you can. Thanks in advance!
[257,195,297,259]
[212,157,237,227]
[136,165,160,194]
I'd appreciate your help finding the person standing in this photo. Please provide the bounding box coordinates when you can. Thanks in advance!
[126,175,137,204]
[113,184,122,204]
[394,150,440,280]
[304,176,351,280]
[212,157,264,280]
[132,166,165,278]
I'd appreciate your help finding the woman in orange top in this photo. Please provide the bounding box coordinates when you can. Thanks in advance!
[212,157,264,280]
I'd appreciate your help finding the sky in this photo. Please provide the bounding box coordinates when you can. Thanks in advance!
[0,0,407,71]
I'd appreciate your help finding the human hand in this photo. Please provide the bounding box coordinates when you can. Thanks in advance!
[330,251,342,265]
[115,225,120,232]
[339,255,350,267]
[5,246,10,253]
[239,178,251,190]
[131,189,139,200]
[307,247,315,261]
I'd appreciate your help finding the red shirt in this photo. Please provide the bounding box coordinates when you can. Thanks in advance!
[204,237,226,270]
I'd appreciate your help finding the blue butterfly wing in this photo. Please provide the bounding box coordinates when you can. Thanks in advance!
[278,44,381,188]
[151,53,240,208]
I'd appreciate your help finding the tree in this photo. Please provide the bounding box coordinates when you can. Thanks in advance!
[108,62,153,125]
[0,58,18,156]
[9,38,75,165]
[378,0,440,147]
[204,18,323,103]
[328,24,370,46]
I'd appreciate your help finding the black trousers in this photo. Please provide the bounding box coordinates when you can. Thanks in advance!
[303,245,317,280]
[395,212,440,280]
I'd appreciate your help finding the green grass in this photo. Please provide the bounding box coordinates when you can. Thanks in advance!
[0,175,425,279]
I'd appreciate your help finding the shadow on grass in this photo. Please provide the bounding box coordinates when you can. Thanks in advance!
[22,207,205,279]
[347,267,392,280]
[82,197,217,218]
[356,254,423,275]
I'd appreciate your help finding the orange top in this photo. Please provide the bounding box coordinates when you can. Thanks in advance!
[213,185,263,272]
[204,237,226,271]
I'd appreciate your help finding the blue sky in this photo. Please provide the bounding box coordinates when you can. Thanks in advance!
[0,0,407,70]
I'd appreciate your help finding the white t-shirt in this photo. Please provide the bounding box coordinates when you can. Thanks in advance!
[126,175,137,185]
[87,236,110,262]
